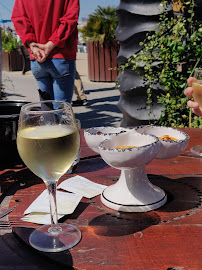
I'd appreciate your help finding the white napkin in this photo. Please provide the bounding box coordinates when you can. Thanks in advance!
[22,175,106,225]
[24,189,82,215]
[21,213,64,225]
[58,175,107,198]
[22,189,82,224]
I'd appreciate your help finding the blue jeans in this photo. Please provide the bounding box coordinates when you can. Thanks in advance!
[31,58,75,103]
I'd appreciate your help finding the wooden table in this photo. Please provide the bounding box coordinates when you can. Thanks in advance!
[0,128,202,270]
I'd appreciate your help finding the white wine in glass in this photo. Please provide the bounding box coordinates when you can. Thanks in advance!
[17,101,81,252]
[190,68,202,156]
[192,68,202,111]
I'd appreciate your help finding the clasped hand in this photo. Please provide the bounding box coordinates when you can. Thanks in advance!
[30,41,56,63]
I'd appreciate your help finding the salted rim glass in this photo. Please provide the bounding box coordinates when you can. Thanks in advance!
[17,100,81,252]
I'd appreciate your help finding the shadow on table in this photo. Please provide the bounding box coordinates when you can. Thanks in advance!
[0,168,42,203]
[88,174,202,237]
[149,174,202,213]
[2,229,74,269]
[88,211,161,237]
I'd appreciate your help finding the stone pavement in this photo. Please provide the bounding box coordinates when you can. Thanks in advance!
[1,53,122,128]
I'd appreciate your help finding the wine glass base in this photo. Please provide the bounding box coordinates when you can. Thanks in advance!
[29,223,81,252]
[190,145,202,156]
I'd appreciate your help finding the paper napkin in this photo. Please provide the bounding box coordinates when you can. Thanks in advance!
[58,175,107,198]
[24,189,82,215]
[21,212,64,225]
[21,175,106,224]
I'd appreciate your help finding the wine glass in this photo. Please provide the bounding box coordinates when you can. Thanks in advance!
[17,100,81,252]
[66,119,81,174]
[190,68,202,156]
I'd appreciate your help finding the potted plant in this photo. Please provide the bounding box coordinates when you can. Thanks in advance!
[120,0,202,128]
[1,27,23,72]
[81,6,119,82]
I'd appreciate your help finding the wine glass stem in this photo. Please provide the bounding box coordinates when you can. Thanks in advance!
[45,180,61,234]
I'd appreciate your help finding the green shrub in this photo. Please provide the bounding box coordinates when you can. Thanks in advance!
[1,28,21,52]
[80,6,118,43]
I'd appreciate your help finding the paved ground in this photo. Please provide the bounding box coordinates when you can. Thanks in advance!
[1,53,122,128]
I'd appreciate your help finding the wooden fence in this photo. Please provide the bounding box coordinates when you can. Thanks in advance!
[87,40,119,82]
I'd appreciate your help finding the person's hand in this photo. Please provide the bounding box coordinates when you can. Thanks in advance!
[32,41,56,58]
[31,46,46,63]
[184,77,202,117]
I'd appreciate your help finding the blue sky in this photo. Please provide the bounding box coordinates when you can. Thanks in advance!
[0,0,120,22]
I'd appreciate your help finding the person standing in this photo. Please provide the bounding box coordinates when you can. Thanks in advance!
[72,68,88,106]
[11,0,80,103]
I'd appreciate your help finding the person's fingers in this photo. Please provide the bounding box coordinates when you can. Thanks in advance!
[35,50,42,61]
[34,43,45,50]
[185,77,202,117]
[184,86,193,98]
[187,77,196,86]
[37,52,46,63]
[37,44,46,50]
[36,44,43,49]
[36,56,45,63]
[38,56,46,63]
[31,47,40,58]
[187,100,199,109]
[187,101,202,117]
[32,47,45,61]
[40,49,46,58]
[30,42,38,47]
[37,57,46,63]
[32,52,38,60]
[192,108,202,117]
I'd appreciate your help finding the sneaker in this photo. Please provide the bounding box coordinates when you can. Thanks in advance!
[72,99,88,106]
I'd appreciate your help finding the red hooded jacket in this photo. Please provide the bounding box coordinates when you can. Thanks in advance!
[11,0,79,60]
